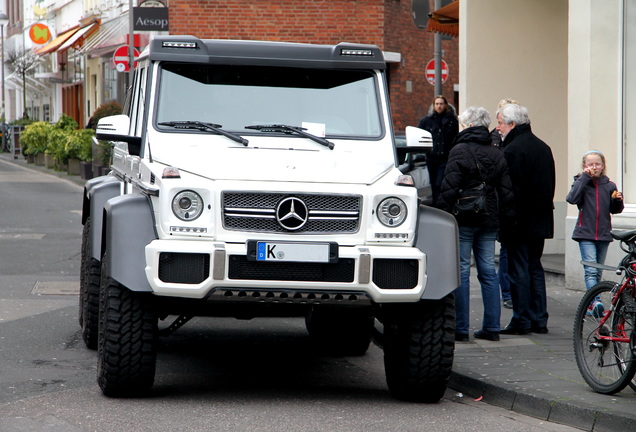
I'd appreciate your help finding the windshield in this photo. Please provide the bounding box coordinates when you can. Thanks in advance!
[155,63,383,138]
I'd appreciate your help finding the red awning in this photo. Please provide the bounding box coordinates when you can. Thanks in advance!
[427,1,459,38]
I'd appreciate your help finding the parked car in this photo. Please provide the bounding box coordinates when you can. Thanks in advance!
[395,127,433,205]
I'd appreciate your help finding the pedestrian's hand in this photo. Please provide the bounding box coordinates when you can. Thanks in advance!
[612,190,623,200]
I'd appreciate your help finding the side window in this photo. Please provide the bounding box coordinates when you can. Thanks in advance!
[129,65,148,136]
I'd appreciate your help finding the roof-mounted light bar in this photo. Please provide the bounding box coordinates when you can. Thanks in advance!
[340,48,374,57]
[162,41,198,49]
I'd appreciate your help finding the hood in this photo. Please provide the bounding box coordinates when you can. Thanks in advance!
[149,133,394,184]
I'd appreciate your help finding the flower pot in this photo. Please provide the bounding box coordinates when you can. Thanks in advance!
[26,154,35,164]
[35,153,45,166]
[67,158,81,176]
[99,165,111,176]
[44,153,55,169]
[80,161,93,180]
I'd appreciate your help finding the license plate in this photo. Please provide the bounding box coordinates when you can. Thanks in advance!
[256,241,330,263]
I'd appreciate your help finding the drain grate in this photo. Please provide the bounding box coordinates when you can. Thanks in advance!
[31,281,80,296]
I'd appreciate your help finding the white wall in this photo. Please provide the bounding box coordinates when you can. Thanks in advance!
[460,0,569,255]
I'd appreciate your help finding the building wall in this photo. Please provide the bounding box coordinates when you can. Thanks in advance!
[565,1,634,290]
[460,0,569,256]
[168,0,459,133]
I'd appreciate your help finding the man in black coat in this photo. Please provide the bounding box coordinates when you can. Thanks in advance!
[417,95,459,205]
[497,104,555,335]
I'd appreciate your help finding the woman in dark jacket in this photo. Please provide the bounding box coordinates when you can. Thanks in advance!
[438,106,514,342]
[566,150,623,294]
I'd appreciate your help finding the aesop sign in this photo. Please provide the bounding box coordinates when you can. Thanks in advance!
[133,7,169,31]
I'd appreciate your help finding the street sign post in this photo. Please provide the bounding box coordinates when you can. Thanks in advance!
[113,45,140,72]
[425,59,449,85]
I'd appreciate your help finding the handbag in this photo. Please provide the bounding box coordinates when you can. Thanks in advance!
[452,144,489,216]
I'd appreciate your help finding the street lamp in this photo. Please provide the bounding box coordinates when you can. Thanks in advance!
[0,13,9,154]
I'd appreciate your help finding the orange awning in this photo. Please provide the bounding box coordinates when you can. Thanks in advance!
[58,21,100,52]
[36,26,80,55]
[427,1,459,38]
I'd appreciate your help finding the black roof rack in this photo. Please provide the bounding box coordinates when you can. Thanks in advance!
[147,35,386,70]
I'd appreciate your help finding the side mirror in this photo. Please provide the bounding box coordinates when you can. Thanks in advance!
[96,115,142,156]
[404,126,433,152]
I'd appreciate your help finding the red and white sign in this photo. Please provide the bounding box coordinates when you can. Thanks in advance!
[425,59,449,85]
[113,45,140,72]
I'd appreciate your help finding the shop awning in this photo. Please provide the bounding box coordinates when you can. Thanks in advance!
[58,21,100,52]
[427,1,459,38]
[35,26,80,55]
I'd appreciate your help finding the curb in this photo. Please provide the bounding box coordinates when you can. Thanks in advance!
[449,368,636,432]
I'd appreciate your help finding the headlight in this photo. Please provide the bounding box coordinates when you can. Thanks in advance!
[172,190,203,221]
[377,197,407,227]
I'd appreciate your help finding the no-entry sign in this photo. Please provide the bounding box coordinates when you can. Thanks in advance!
[113,45,140,72]
[425,59,449,85]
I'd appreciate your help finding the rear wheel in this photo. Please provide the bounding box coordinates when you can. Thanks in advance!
[573,281,636,394]
[79,217,100,350]
[305,306,373,356]
[382,294,455,402]
[97,252,158,397]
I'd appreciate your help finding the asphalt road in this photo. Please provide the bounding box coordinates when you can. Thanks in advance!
[0,157,580,431]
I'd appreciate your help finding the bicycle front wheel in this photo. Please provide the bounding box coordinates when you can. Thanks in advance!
[573,281,636,394]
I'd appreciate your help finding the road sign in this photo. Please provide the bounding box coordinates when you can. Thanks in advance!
[113,45,140,72]
[425,59,449,85]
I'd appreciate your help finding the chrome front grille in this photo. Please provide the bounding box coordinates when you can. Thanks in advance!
[222,192,361,233]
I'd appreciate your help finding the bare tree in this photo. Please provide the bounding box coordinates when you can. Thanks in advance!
[7,48,42,119]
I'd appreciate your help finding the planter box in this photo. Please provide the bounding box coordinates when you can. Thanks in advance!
[67,159,81,176]
[26,154,35,164]
[80,161,93,180]
[35,153,45,166]
[44,154,55,169]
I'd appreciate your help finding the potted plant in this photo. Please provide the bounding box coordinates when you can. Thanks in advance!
[65,129,95,176]
[19,121,53,166]
[88,101,122,176]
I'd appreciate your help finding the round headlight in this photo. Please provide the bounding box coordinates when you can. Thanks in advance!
[172,190,203,221]
[377,197,407,227]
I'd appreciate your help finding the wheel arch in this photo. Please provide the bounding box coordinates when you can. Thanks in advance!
[82,176,122,260]
[415,205,460,300]
[102,193,157,292]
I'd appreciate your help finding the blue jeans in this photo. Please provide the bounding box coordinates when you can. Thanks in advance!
[504,238,548,329]
[455,226,501,334]
[579,240,610,290]
[498,245,511,302]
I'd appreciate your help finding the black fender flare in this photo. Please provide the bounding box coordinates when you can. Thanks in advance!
[82,176,121,261]
[415,205,460,300]
[102,193,157,292]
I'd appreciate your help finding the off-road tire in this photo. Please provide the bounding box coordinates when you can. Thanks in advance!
[79,218,100,349]
[305,306,373,356]
[97,252,158,397]
[382,294,455,402]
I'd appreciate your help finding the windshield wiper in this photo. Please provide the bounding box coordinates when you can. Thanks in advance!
[245,124,334,150]
[159,121,248,146]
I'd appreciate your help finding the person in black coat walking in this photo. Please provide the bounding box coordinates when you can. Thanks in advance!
[497,104,555,335]
[438,106,515,342]
[417,95,459,206]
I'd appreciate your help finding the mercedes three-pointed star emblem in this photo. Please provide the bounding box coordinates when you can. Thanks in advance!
[276,197,308,231]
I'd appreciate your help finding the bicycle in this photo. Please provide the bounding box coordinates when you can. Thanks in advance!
[573,229,636,395]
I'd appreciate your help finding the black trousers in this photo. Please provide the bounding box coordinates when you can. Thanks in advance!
[504,238,549,329]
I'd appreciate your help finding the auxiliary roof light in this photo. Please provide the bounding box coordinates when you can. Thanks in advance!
[340,48,374,57]
[162,41,198,49]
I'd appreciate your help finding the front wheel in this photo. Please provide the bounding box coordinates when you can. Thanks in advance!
[573,281,636,395]
[79,217,100,350]
[97,252,158,397]
[382,294,455,403]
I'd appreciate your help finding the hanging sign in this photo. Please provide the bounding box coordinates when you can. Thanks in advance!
[29,23,51,45]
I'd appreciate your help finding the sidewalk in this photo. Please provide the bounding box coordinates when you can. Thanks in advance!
[3,151,635,430]
[449,271,636,432]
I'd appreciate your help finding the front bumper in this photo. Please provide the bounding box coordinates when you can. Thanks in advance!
[145,240,427,303]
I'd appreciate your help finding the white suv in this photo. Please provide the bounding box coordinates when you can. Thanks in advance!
[80,35,459,402]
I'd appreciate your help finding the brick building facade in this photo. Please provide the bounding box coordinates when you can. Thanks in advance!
[168,0,459,132]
